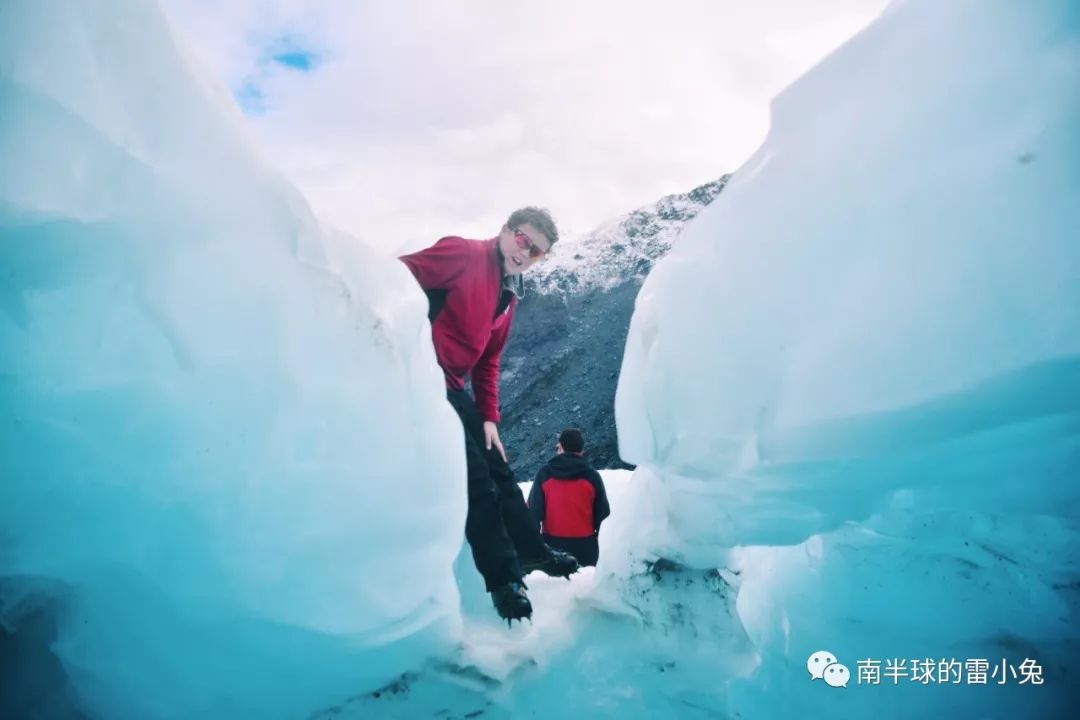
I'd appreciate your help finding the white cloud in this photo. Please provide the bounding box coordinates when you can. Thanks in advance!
[159,0,889,252]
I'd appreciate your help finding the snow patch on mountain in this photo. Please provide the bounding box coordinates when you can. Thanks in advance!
[526,176,730,297]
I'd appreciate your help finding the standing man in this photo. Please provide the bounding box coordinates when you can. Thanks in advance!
[527,428,611,567]
[399,207,580,624]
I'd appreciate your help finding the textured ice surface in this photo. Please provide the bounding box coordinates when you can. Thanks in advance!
[1,0,465,717]
[615,0,1079,716]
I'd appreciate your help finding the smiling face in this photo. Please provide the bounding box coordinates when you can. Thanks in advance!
[498,221,551,276]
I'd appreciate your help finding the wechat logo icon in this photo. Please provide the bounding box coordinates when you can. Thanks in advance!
[808,650,850,688]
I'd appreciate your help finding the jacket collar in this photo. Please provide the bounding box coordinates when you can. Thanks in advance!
[545,452,593,477]
[492,238,525,299]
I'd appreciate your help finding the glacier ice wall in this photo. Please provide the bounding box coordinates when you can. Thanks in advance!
[0,0,467,717]
[615,0,1079,716]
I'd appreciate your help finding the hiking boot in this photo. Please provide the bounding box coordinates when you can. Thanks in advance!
[490,580,532,624]
[521,546,580,579]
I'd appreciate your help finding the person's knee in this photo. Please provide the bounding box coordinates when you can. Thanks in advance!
[464,497,500,539]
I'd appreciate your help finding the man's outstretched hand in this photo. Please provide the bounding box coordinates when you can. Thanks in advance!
[483,420,507,462]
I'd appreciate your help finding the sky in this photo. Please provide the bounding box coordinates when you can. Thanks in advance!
[159,0,889,253]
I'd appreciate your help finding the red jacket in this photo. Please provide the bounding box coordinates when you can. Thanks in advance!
[527,452,610,537]
[399,236,515,422]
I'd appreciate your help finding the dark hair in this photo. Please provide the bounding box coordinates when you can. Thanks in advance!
[558,428,584,454]
[506,207,559,247]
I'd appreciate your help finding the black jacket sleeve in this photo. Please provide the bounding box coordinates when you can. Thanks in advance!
[590,469,611,531]
[527,466,547,531]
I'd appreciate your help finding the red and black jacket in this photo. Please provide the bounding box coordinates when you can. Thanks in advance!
[527,453,610,565]
[399,236,515,422]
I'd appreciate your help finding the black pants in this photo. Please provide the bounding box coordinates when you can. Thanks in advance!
[543,533,600,568]
[447,389,547,591]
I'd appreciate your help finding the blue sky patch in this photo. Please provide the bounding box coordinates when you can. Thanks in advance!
[234,81,267,115]
[233,34,323,115]
[272,49,319,72]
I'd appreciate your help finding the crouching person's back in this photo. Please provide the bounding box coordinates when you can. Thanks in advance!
[527,428,610,567]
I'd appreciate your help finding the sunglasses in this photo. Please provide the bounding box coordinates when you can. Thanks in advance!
[513,229,548,259]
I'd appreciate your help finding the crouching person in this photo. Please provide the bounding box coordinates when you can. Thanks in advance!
[399,208,580,625]
[527,428,611,567]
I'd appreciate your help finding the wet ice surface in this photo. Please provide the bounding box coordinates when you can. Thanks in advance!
[330,471,754,719]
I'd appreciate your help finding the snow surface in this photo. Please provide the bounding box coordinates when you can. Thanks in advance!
[2,0,1078,718]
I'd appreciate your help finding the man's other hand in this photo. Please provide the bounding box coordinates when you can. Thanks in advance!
[483,420,508,462]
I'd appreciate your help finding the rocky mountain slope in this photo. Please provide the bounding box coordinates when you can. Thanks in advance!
[497,175,730,474]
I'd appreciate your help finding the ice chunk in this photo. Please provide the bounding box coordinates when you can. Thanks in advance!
[615,0,1079,716]
[1,0,465,717]
[616,0,1080,545]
